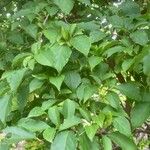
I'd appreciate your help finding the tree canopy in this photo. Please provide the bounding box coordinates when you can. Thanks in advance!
[0,0,150,149]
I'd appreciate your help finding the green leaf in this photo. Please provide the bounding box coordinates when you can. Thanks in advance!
[77,0,91,5]
[43,28,60,43]
[18,118,49,132]
[59,117,80,131]
[46,5,58,16]
[49,75,65,91]
[77,84,97,102]
[130,30,149,46]
[43,127,56,143]
[70,35,91,56]
[105,92,120,109]
[2,69,27,92]
[103,46,125,58]
[28,107,45,118]
[122,59,133,72]
[62,99,76,118]
[85,124,99,141]
[64,71,81,90]
[108,132,137,150]
[35,44,72,72]
[120,1,140,16]
[79,133,99,150]
[79,107,91,122]
[0,95,11,123]
[90,30,106,43]
[113,116,131,137]
[17,83,29,112]
[24,24,38,39]
[29,78,44,93]
[143,54,150,76]
[48,106,60,126]
[102,136,112,150]
[131,102,150,129]
[51,131,77,150]
[116,82,141,101]
[108,15,123,28]
[8,32,24,45]
[88,56,102,70]
[92,113,105,128]
[12,53,31,67]
[3,126,35,144]
[41,100,56,111]
[53,0,74,14]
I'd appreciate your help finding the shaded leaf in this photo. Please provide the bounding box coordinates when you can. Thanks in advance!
[51,131,77,150]
[71,35,91,56]
[131,102,150,129]
[108,132,137,150]
[53,0,74,14]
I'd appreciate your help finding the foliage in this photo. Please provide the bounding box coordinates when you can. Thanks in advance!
[0,0,150,149]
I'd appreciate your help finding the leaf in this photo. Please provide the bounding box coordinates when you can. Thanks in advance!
[43,127,56,143]
[130,30,149,46]
[8,32,24,45]
[0,95,11,123]
[12,53,31,67]
[43,28,60,43]
[41,100,56,111]
[77,0,91,5]
[48,106,60,126]
[92,113,105,128]
[53,0,74,14]
[105,92,120,109]
[113,116,131,137]
[35,44,72,72]
[2,69,27,92]
[79,107,91,122]
[59,117,81,131]
[77,84,97,102]
[24,24,38,39]
[29,78,44,93]
[62,99,76,119]
[103,46,125,58]
[28,107,45,118]
[3,126,35,144]
[51,131,77,150]
[108,15,123,28]
[122,59,133,72]
[18,118,49,132]
[90,30,106,43]
[102,136,112,150]
[46,5,58,16]
[116,82,141,101]
[131,102,150,129]
[79,133,99,150]
[143,54,150,76]
[85,124,99,141]
[64,71,81,90]
[108,132,137,150]
[49,75,65,91]
[70,35,91,56]
[120,1,140,16]
[88,56,102,70]
[17,83,29,112]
